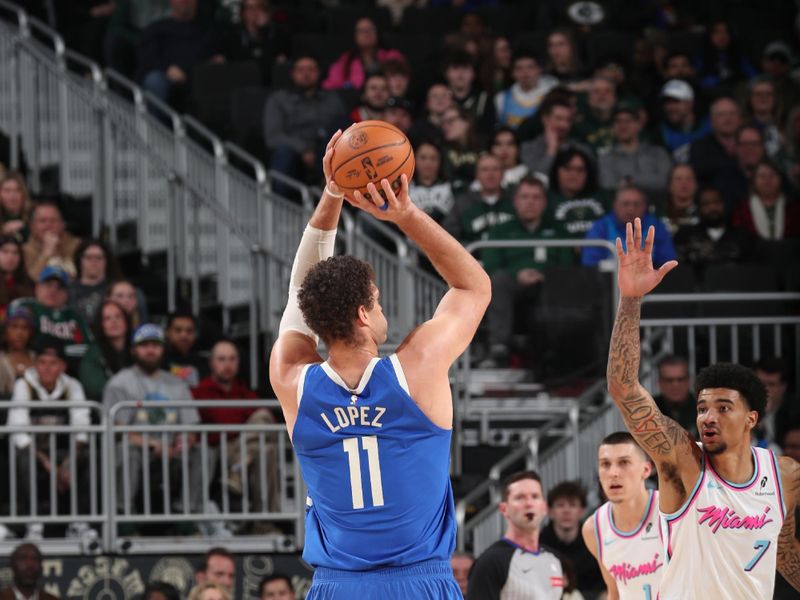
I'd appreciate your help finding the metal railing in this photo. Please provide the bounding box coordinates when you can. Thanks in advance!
[0,399,302,556]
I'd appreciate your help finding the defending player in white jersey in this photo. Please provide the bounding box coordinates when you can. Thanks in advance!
[606,218,800,599]
[583,432,663,600]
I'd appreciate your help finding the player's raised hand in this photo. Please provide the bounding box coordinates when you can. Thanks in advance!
[322,129,343,197]
[347,175,416,224]
[616,217,678,298]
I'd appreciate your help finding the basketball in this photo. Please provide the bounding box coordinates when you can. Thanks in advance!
[331,121,415,202]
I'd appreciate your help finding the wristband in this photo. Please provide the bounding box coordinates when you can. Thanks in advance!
[325,184,345,199]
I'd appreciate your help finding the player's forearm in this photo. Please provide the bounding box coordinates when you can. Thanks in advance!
[607,297,643,398]
[308,187,345,231]
[396,206,490,296]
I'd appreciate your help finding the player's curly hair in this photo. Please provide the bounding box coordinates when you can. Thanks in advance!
[298,255,376,346]
[695,363,767,423]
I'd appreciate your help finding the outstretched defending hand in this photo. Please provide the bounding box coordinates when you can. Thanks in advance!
[347,175,416,224]
[616,217,678,298]
[322,129,343,196]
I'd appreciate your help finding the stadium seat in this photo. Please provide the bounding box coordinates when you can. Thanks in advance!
[584,30,638,68]
[230,86,270,161]
[399,7,462,35]
[190,62,262,137]
[292,33,351,73]
[326,6,393,34]
[703,263,780,293]
[511,31,548,57]
[642,264,698,320]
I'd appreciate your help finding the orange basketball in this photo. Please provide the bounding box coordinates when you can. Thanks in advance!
[331,121,415,204]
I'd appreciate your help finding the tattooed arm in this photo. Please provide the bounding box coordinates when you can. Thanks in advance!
[607,219,699,512]
[777,456,800,591]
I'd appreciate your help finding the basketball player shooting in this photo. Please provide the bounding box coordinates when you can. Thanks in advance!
[607,218,800,598]
[269,130,491,599]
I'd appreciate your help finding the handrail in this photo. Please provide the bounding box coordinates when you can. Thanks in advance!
[104,68,145,108]
[641,316,800,326]
[644,292,800,303]
[183,114,225,159]
[268,169,315,209]
[224,142,268,184]
[26,15,64,56]
[0,0,28,32]
[63,48,103,84]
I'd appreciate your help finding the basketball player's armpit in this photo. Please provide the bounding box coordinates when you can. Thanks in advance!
[776,510,800,591]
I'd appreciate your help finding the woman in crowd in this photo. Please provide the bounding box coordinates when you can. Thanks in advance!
[488,127,529,188]
[408,141,454,224]
[439,104,483,187]
[545,29,586,89]
[322,17,404,90]
[0,172,33,242]
[732,159,800,239]
[106,279,149,328]
[694,21,756,90]
[0,306,35,398]
[187,584,230,600]
[70,239,120,326]
[547,146,607,238]
[0,235,34,316]
[659,164,699,235]
[79,300,132,401]
[483,35,513,93]
[409,82,454,146]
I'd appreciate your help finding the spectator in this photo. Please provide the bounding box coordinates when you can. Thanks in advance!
[9,338,91,541]
[187,584,230,600]
[439,105,483,186]
[382,58,412,99]
[408,141,455,224]
[11,265,92,372]
[520,97,592,178]
[760,42,800,117]
[573,77,617,152]
[784,106,800,190]
[0,306,35,397]
[384,96,414,134]
[487,35,513,93]
[192,340,277,510]
[661,51,699,90]
[22,202,81,281]
[598,101,672,193]
[547,146,607,238]
[545,29,585,87]
[104,0,170,76]
[79,300,133,401]
[142,581,181,600]
[59,1,115,66]
[782,421,800,462]
[0,544,60,600]
[734,125,766,191]
[746,77,785,157]
[103,324,204,530]
[494,50,557,130]
[349,72,389,123]
[754,357,799,447]
[263,55,345,194]
[259,574,294,600]
[408,82,454,146]
[162,310,207,387]
[106,279,149,328]
[487,127,529,189]
[322,17,404,91]
[69,239,119,327]
[223,0,290,85]
[443,154,514,243]
[582,184,676,267]
[137,0,226,106]
[694,21,756,90]
[0,235,33,316]
[732,160,800,239]
[653,355,697,437]
[688,97,743,210]
[674,186,753,268]
[467,470,563,600]
[480,177,571,367]
[450,553,474,598]
[539,481,603,597]
[443,51,495,135]
[0,172,32,242]
[658,79,710,163]
[659,164,699,235]
[195,548,236,592]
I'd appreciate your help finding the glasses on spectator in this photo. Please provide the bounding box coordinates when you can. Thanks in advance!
[659,375,689,383]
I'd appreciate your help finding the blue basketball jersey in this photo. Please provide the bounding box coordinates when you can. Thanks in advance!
[292,354,456,571]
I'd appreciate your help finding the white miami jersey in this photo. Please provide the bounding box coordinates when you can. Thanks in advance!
[659,446,786,600]
[593,489,663,600]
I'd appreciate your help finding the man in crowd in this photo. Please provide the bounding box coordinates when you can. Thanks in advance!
[263,55,344,195]
[652,355,697,437]
[349,72,389,123]
[573,77,617,152]
[598,102,672,193]
[755,357,799,447]
[22,202,81,281]
[259,574,294,600]
[223,0,290,85]
[539,481,603,597]
[444,50,495,135]
[196,547,236,593]
[162,311,207,388]
[658,79,709,162]
[520,97,591,176]
[494,51,557,129]
[0,543,60,600]
[468,470,563,599]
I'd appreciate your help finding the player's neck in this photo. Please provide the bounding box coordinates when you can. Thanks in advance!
[611,488,651,532]
[707,443,755,484]
[505,527,540,553]
[327,342,379,389]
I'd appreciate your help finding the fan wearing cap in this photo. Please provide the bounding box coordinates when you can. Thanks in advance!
[8,336,91,539]
[103,324,204,524]
[598,101,672,194]
[384,96,413,134]
[0,306,36,396]
[9,265,92,375]
[658,79,711,162]
[761,41,800,114]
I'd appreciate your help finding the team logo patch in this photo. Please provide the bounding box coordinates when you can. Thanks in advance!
[550,576,564,588]
[349,131,368,149]
[361,157,378,179]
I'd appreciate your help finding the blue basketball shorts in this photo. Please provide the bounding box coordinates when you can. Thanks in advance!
[306,559,463,599]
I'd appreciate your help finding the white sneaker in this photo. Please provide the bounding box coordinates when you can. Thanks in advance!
[25,523,43,541]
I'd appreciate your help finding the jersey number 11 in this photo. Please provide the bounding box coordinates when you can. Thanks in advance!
[343,436,385,509]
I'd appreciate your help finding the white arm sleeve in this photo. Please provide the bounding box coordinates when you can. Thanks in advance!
[278,225,337,342]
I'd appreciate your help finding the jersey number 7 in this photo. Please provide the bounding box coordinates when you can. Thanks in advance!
[343,436,385,509]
